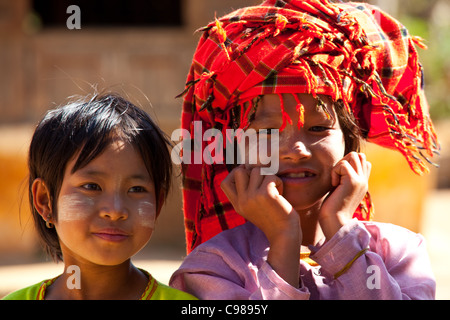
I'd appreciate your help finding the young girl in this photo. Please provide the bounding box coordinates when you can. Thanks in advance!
[169,0,439,299]
[3,93,196,300]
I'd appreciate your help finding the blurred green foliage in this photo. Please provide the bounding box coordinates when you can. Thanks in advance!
[362,0,450,119]
[398,0,450,119]
[402,17,450,119]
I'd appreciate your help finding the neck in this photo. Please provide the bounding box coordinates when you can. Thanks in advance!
[297,203,325,248]
[45,259,148,300]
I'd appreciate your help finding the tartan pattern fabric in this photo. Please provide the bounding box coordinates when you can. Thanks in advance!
[179,0,439,253]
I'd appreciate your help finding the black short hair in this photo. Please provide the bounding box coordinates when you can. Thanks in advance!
[333,99,363,154]
[28,93,173,261]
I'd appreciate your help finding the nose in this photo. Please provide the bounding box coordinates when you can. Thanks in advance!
[278,127,311,162]
[99,192,129,221]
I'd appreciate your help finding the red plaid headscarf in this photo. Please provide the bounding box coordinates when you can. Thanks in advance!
[179,0,439,253]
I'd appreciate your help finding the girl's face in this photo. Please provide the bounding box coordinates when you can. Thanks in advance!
[55,139,157,266]
[247,93,346,212]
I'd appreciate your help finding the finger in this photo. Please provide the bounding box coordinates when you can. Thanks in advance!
[247,167,265,192]
[358,152,366,163]
[233,166,251,196]
[261,174,284,197]
[358,153,372,180]
[345,152,363,175]
[244,162,259,171]
[221,165,248,200]
[331,160,355,187]
[331,166,340,187]
[221,169,239,204]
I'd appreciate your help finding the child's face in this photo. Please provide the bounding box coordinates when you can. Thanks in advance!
[55,139,157,266]
[247,93,345,212]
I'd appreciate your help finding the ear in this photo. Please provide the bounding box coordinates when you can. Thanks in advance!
[31,178,54,223]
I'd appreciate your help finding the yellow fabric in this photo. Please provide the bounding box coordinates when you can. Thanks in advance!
[2,269,196,300]
[139,269,197,300]
[300,252,319,267]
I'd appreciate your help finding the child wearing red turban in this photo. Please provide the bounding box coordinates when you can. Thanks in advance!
[170,0,438,299]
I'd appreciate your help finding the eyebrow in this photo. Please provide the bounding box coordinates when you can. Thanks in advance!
[76,169,151,182]
[252,110,282,123]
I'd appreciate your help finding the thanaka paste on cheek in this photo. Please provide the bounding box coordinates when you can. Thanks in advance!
[57,194,95,222]
[137,201,156,228]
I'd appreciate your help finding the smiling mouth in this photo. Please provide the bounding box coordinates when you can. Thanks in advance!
[93,229,130,242]
[279,172,315,178]
[93,233,129,242]
[277,168,317,179]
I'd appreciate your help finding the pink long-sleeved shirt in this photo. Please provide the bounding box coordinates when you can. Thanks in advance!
[170,219,435,299]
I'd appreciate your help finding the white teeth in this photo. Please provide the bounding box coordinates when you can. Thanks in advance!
[285,172,313,178]
[288,172,306,178]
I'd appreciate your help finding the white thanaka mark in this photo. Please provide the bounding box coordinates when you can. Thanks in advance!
[57,194,95,221]
[137,201,156,228]
[57,194,156,228]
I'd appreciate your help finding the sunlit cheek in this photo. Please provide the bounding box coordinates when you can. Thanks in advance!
[240,132,278,169]
[320,134,346,164]
[136,201,156,229]
[57,194,95,222]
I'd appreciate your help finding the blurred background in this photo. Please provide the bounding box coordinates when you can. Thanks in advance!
[0,0,449,299]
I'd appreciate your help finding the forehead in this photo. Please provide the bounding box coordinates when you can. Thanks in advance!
[68,139,149,177]
[253,93,336,120]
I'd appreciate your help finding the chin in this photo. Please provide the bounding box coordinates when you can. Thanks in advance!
[85,252,133,267]
[283,189,328,213]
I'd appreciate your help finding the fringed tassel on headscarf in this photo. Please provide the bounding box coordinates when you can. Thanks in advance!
[212,17,231,61]
[293,93,305,129]
[277,93,293,131]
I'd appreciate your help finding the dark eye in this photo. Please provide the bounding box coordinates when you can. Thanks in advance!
[82,183,101,191]
[309,126,329,132]
[129,186,147,193]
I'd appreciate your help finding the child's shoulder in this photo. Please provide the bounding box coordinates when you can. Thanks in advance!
[2,281,43,300]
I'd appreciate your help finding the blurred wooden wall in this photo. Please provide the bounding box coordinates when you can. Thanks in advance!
[0,0,259,263]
